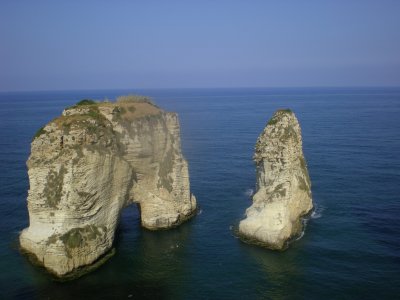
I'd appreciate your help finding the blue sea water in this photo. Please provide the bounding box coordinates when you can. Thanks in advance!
[0,87,399,299]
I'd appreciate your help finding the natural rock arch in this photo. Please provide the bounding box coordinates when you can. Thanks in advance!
[20,97,197,277]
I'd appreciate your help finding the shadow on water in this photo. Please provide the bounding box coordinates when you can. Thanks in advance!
[243,244,305,300]
[25,280,170,300]
[19,205,194,300]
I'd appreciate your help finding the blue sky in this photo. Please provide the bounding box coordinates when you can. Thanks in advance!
[1,0,400,91]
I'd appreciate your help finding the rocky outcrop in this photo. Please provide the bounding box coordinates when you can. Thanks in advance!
[239,109,313,250]
[20,96,197,277]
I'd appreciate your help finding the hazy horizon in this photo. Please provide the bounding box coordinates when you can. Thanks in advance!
[2,85,400,95]
[1,1,400,92]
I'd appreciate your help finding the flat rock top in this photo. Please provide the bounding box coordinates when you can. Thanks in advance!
[61,97,161,122]
[97,100,162,120]
[31,96,165,158]
[32,96,163,137]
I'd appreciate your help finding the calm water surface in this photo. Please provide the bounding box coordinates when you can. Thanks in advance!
[0,87,399,299]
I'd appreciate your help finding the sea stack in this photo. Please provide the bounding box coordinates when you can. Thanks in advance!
[239,109,313,250]
[20,96,197,277]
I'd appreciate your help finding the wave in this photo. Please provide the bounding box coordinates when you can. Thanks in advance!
[311,204,324,219]
[244,188,254,197]
[295,229,305,241]
[170,243,180,249]
[295,205,323,242]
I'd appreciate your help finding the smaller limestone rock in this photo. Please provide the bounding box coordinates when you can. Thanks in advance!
[239,109,313,250]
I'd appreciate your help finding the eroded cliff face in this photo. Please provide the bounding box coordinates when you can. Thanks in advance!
[239,109,313,250]
[20,98,197,277]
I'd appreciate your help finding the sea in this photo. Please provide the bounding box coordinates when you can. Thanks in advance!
[0,87,399,299]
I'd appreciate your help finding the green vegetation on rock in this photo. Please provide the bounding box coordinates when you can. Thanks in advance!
[158,148,174,192]
[46,234,58,245]
[33,126,47,140]
[60,225,105,257]
[280,125,298,142]
[61,225,104,248]
[278,108,292,113]
[297,175,308,191]
[267,109,293,126]
[58,105,107,136]
[86,106,103,120]
[62,123,71,135]
[43,166,67,208]
[74,99,96,106]
[116,94,155,106]
[65,99,97,111]
[299,156,311,185]
[273,183,287,197]
[267,117,278,126]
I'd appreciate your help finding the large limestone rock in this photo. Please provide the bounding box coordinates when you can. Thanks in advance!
[239,109,313,250]
[20,97,197,277]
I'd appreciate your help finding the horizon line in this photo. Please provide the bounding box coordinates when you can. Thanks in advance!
[1,85,400,94]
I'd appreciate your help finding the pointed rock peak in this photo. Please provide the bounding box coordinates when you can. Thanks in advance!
[254,109,302,164]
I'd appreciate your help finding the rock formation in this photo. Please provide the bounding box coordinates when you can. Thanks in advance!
[20,96,197,277]
[239,109,313,250]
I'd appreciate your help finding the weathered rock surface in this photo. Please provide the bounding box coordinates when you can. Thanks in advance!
[239,109,313,250]
[20,97,197,277]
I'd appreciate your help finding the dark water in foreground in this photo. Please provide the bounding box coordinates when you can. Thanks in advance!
[0,87,399,299]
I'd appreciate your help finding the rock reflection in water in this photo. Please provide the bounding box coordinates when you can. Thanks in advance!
[246,245,305,299]
[29,205,193,299]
